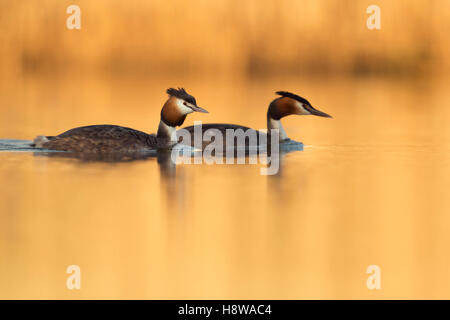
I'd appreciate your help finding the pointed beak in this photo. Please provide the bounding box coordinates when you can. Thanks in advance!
[191,105,209,113]
[309,106,332,118]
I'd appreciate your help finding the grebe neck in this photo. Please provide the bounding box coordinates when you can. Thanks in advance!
[157,120,177,144]
[267,114,289,141]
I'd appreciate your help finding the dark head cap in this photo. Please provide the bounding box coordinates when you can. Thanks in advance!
[275,91,312,106]
[167,88,197,106]
[161,87,208,127]
[270,91,332,118]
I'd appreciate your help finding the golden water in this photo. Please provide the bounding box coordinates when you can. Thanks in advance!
[0,74,449,299]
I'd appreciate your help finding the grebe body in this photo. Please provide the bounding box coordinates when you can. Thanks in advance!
[33,88,208,153]
[179,91,331,150]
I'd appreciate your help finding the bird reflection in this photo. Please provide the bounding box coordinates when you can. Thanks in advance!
[32,148,187,213]
[156,149,177,178]
[32,149,180,180]
[33,150,157,162]
[31,139,302,178]
[31,140,303,214]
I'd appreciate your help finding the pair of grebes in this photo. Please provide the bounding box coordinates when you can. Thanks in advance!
[33,88,331,153]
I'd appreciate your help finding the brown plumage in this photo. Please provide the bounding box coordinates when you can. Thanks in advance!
[33,88,208,153]
[179,123,258,150]
[161,97,188,127]
[178,91,331,149]
[34,125,158,153]
[267,97,301,120]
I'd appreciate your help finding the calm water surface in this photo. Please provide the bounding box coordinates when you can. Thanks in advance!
[0,74,449,299]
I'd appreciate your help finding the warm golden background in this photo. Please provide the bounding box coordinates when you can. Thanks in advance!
[0,0,450,299]
[1,0,450,77]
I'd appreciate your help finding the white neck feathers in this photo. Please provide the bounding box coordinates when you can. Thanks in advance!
[157,120,177,143]
[267,116,289,141]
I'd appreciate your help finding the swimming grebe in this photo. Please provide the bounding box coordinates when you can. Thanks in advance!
[32,88,208,153]
[179,91,331,149]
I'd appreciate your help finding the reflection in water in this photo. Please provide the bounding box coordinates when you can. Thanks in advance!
[0,75,450,299]
[20,144,301,217]
[25,141,301,185]
[33,150,158,163]
[157,149,177,178]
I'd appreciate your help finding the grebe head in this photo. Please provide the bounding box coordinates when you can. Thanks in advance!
[161,88,208,127]
[268,91,332,119]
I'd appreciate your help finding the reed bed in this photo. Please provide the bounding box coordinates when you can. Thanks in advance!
[1,0,449,77]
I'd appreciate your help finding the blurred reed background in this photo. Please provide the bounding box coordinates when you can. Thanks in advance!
[1,0,450,79]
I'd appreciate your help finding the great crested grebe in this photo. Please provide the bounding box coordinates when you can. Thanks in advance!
[32,88,208,153]
[179,91,331,149]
